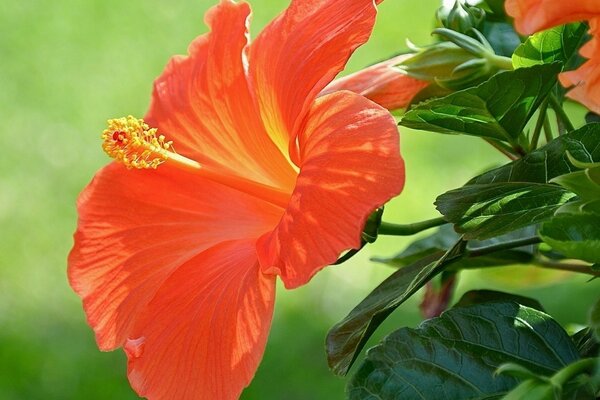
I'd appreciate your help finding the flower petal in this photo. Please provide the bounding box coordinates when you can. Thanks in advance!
[256,91,405,289]
[505,0,600,34]
[145,0,296,190]
[321,54,428,110]
[68,163,282,350]
[125,239,275,400]
[248,0,379,155]
[559,19,600,114]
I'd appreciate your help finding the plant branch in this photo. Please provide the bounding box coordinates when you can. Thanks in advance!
[543,115,554,143]
[549,94,575,133]
[530,98,549,151]
[535,259,600,277]
[379,217,447,236]
[484,138,519,160]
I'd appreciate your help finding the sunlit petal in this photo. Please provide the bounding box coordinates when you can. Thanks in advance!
[257,91,405,288]
[125,239,275,400]
[248,0,379,156]
[68,163,281,350]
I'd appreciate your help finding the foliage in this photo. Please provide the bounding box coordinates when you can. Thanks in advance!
[328,1,600,399]
[348,299,588,400]
[5,0,600,398]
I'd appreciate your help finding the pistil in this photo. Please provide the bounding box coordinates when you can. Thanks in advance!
[102,116,291,208]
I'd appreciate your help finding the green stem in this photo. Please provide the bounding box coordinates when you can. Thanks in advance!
[484,138,518,160]
[530,98,549,151]
[379,217,447,236]
[536,259,600,277]
[549,94,575,133]
[551,358,598,387]
[543,115,554,143]
[467,236,542,258]
[488,54,514,71]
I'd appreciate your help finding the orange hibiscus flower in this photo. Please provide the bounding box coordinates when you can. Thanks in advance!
[323,54,428,110]
[505,0,600,113]
[68,1,405,399]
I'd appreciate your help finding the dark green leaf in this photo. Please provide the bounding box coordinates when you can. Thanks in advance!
[436,182,575,239]
[470,123,600,185]
[454,290,545,312]
[586,112,600,124]
[374,225,535,268]
[406,82,453,110]
[590,297,600,341]
[482,21,521,57]
[539,214,600,263]
[348,302,580,400]
[483,0,506,17]
[571,328,599,358]
[513,23,588,68]
[400,63,561,143]
[326,239,467,376]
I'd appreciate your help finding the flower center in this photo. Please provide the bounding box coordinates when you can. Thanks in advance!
[102,116,291,208]
[102,117,173,169]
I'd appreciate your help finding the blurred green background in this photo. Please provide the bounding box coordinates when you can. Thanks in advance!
[1,0,599,399]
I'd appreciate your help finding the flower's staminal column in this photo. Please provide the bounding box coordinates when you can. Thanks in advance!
[102,116,292,208]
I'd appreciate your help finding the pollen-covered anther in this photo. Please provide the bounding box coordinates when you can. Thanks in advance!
[102,116,173,169]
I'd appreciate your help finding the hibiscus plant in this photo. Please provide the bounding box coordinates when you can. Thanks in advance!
[69,0,600,399]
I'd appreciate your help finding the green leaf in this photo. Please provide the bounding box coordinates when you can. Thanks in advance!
[433,125,600,241]
[347,302,580,400]
[483,0,506,17]
[374,225,535,268]
[482,21,521,57]
[590,297,600,341]
[496,363,546,381]
[400,63,562,143]
[406,83,453,110]
[571,328,600,358]
[470,124,600,185]
[552,169,600,201]
[550,152,600,215]
[454,290,545,312]
[586,111,600,124]
[512,23,588,68]
[436,182,575,239]
[500,379,557,400]
[539,214,600,263]
[326,239,467,376]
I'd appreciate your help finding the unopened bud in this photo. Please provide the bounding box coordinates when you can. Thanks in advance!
[398,41,500,90]
[398,41,476,81]
[437,0,485,35]
[435,58,494,90]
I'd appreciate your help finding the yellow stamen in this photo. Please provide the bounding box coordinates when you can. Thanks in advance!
[102,116,172,169]
[102,116,291,208]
